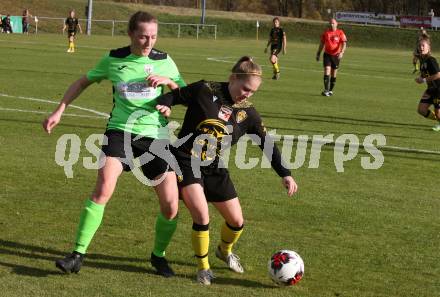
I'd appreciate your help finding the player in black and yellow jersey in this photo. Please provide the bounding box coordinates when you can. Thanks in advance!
[264,17,286,80]
[412,27,430,73]
[63,10,82,53]
[156,56,298,285]
[415,38,440,131]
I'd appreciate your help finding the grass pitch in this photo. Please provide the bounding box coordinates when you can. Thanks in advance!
[0,33,439,297]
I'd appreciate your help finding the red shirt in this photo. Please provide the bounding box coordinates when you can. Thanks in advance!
[321,29,347,56]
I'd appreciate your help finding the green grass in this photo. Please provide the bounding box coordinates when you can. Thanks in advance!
[2,0,440,48]
[0,33,439,297]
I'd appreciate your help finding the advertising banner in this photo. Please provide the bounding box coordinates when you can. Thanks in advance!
[399,16,432,28]
[335,11,399,26]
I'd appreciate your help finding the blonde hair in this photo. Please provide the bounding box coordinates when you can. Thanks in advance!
[231,56,262,78]
[419,37,432,55]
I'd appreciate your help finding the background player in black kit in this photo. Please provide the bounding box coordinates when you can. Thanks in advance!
[415,38,440,131]
[264,17,286,80]
[156,56,298,285]
[63,10,82,53]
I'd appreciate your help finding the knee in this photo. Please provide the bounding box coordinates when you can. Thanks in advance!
[227,217,244,229]
[191,210,210,226]
[160,202,179,220]
[91,184,114,204]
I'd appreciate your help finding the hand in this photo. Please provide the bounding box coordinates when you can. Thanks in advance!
[282,48,286,55]
[156,104,171,117]
[42,111,62,134]
[415,76,426,84]
[338,52,344,59]
[264,47,267,54]
[147,75,171,88]
[282,176,298,197]
[316,53,320,62]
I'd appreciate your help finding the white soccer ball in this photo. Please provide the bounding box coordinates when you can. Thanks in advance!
[268,250,304,286]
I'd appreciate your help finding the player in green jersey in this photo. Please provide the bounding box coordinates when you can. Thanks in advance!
[43,11,185,277]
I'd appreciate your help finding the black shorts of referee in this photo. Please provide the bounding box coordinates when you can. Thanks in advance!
[323,52,340,69]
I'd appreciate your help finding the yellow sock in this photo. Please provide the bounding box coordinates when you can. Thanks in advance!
[219,222,243,255]
[273,62,280,73]
[69,41,74,50]
[426,110,438,121]
[192,226,210,270]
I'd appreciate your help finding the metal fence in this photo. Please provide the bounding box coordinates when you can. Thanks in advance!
[32,16,217,39]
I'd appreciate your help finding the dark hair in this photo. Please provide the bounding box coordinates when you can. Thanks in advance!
[231,56,262,78]
[128,11,157,32]
[273,17,280,22]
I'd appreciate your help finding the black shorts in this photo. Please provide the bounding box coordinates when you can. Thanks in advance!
[174,150,237,202]
[323,52,340,69]
[68,30,76,37]
[420,87,440,108]
[270,44,282,56]
[101,130,174,180]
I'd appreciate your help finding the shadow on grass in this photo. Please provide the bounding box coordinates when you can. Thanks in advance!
[0,240,158,277]
[0,260,60,277]
[213,276,277,289]
[0,240,278,288]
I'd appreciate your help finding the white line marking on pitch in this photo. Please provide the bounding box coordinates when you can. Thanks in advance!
[2,92,439,156]
[0,107,107,119]
[0,93,110,118]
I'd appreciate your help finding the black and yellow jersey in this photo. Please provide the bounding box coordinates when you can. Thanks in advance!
[157,80,291,177]
[269,27,285,47]
[420,55,440,89]
[65,17,79,31]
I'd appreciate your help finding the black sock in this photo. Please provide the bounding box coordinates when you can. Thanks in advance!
[323,75,330,91]
[330,77,336,91]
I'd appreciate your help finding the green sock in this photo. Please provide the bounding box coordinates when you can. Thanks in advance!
[73,199,105,254]
[152,213,178,257]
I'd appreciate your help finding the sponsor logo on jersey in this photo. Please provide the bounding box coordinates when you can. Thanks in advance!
[118,65,128,71]
[218,105,233,121]
[236,110,247,123]
[117,82,157,100]
[213,95,218,102]
[144,64,154,75]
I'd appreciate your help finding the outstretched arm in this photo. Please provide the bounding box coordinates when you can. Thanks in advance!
[43,76,93,133]
[248,111,298,196]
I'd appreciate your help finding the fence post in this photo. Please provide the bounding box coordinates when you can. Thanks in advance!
[111,20,115,37]
[214,25,217,40]
[196,24,199,40]
[178,23,180,38]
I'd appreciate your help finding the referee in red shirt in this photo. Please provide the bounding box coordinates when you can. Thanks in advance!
[316,18,347,96]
